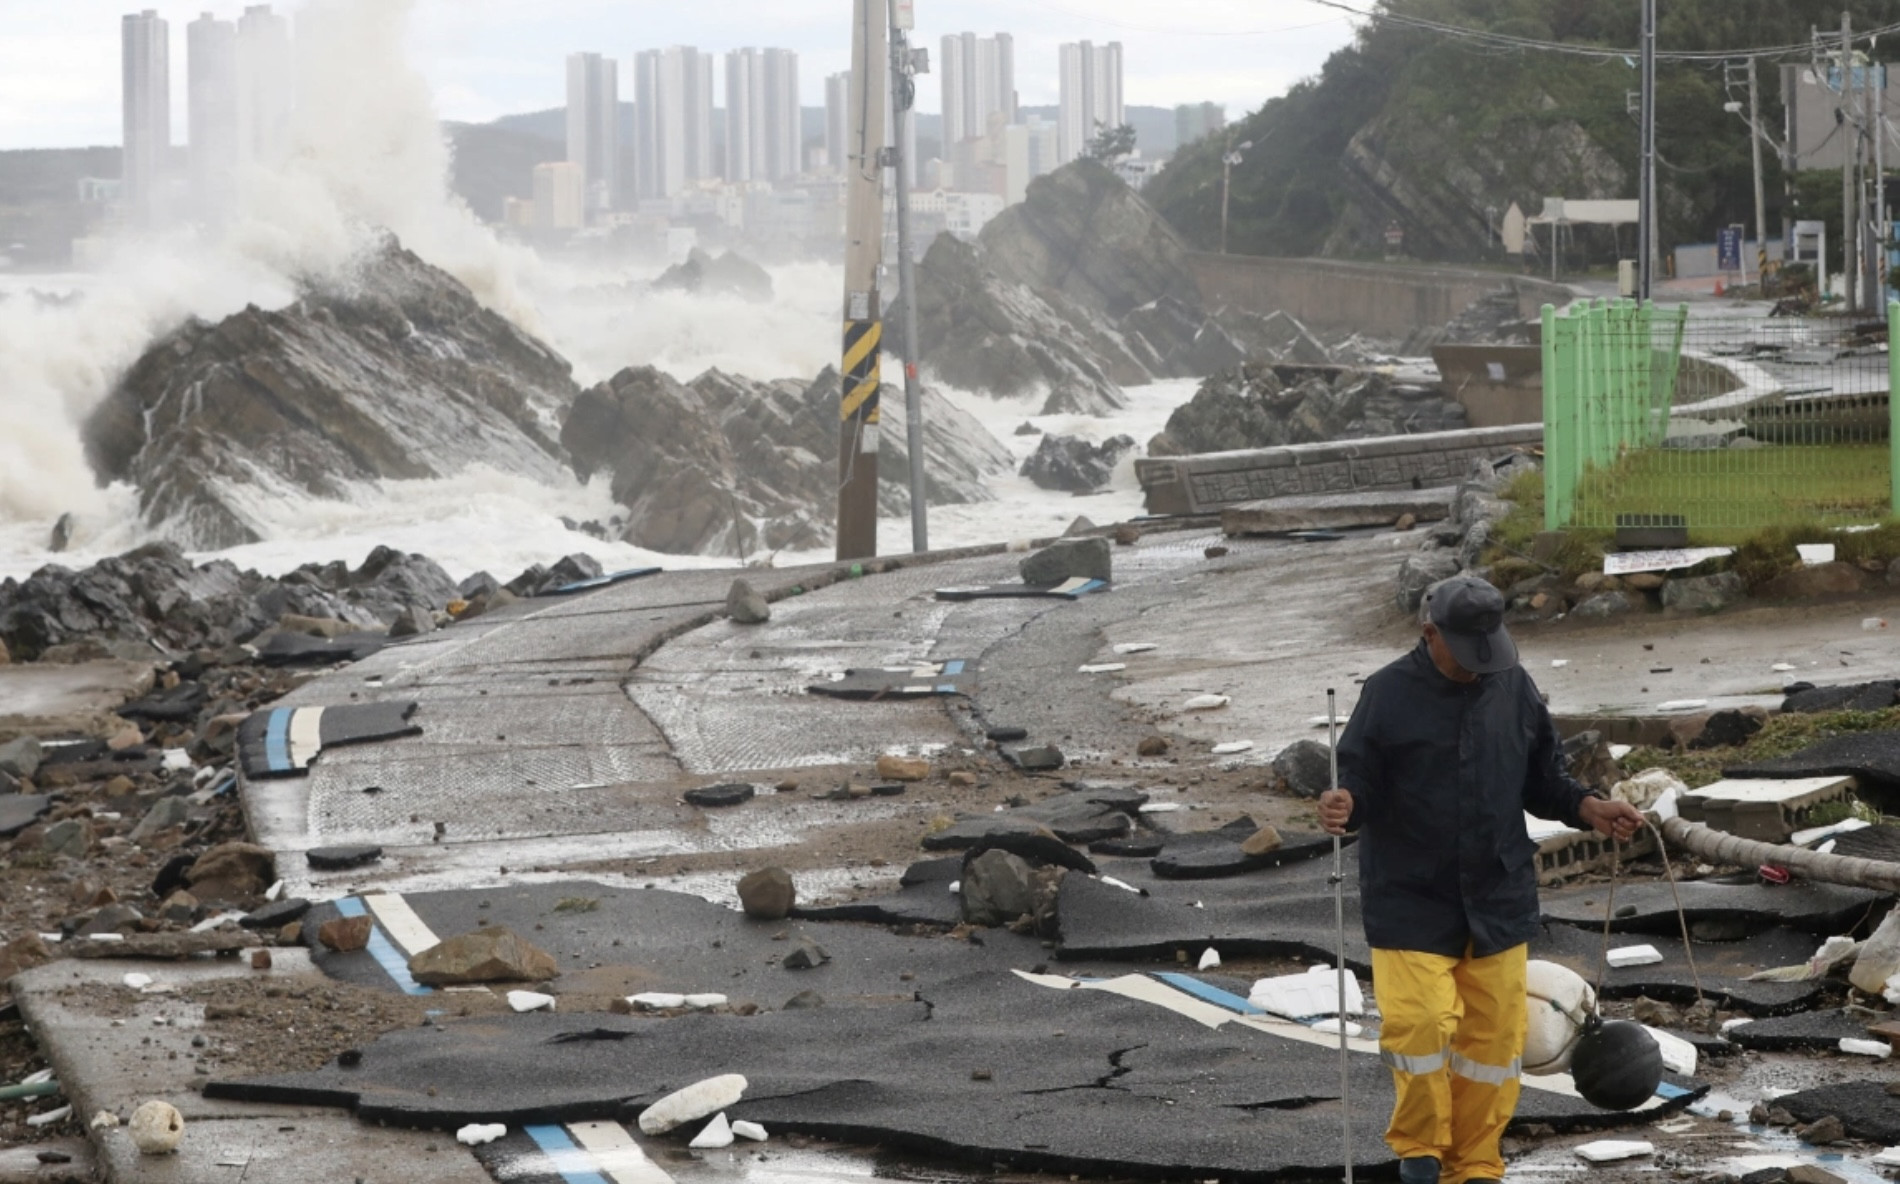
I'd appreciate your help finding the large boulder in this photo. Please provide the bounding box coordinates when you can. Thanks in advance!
[652,247,773,300]
[407,926,558,985]
[1150,363,1468,457]
[1661,572,1745,614]
[1019,434,1136,493]
[83,237,576,550]
[1021,537,1112,587]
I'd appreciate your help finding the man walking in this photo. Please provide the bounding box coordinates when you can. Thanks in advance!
[1317,576,1642,1184]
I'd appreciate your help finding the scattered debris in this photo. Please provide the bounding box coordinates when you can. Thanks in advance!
[690,1111,736,1149]
[738,868,796,921]
[1574,1140,1652,1163]
[685,783,756,808]
[457,1123,506,1146]
[406,927,558,986]
[638,1074,748,1136]
[127,1100,183,1155]
[1183,694,1230,711]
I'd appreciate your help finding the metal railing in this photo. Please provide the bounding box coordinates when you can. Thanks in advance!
[1541,299,1895,536]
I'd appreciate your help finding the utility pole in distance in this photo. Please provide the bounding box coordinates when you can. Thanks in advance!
[837,0,889,561]
[1747,57,1768,278]
[1637,0,1656,301]
[1842,11,1858,312]
[889,0,928,554]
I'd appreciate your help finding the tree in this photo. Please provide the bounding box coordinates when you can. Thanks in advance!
[1084,122,1137,164]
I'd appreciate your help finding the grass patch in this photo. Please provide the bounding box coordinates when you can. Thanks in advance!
[1573,444,1889,543]
[1623,706,1900,789]
[1728,520,1900,589]
[1484,468,1611,584]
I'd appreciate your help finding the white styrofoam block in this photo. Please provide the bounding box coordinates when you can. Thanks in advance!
[1210,741,1254,755]
[507,990,555,1013]
[689,1112,735,1150]
[1642,1025,1698,1077]
[1606,944,1664,968]
[638,1075,748,1135]
[1248,965,1365,1019]
[1871,1146,1900,1167]
[1310,1018,1365,1038]
[1198,948,1221,970]
[1184,694,1231,711]
[1575,1140,1653,1163]
[457,1123,506,1146]
[1839,1037,1892,1058]
[629,992,687,1010]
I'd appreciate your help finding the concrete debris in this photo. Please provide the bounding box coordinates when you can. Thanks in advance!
[1248,965,1366,1019]
[407,926,558,985]
[731,1119,768,1142]
[1183,694,1230,711]
[128,1100,184,1154]
[1575,1140,1652,1163]
[456,1123,506,1146]
[317,915,373,953]
[638,1074,749,1136]
[507,990,556,1013]
[1839,1038,1891,1058]
[1605,945,1664,968]
[875,754,930,781]
[738,867,796,921]
[1021,537,1112,587]
[690,1111,736,1149]
[726,579,771,625]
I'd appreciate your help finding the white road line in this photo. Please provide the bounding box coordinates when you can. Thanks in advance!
[287,708,325,769]
[363,893,441,957]
[567,1121,678,1184]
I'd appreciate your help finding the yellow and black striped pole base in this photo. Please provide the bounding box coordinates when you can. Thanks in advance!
[836,315,883,560]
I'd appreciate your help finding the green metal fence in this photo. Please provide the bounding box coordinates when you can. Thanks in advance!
[1540,299,1895,537]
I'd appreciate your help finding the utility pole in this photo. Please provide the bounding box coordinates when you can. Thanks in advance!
[888,0,928,553]
[1843,12,1858,312]
[1638,0,1657,301]
[836,0,889,561]
[1747,57,1769,276]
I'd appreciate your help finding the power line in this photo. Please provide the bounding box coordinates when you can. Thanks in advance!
[1307,0,1900,63]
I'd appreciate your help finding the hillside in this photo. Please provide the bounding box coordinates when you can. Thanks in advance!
[1145,0,1900,264]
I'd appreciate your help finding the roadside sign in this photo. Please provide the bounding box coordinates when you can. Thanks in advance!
[1717,225,1743,273]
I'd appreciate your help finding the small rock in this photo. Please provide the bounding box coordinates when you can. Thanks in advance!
[318,915,373,953]
[1205,545,1229,560]
[1767,1106,1797,1127]
[305,845,383,871]
[738,867,796,921]
[1788,1166,1845,1184]
[1011,745,1065,772]
[251,950,272,970]
[408,926,558,985]
[239,898,311,929]
[726,579,771,625]
[1113,524,1141,546]
[128,1100,184,1155]
[948,771,978,788]
[782,990,825,1009]
[1270,740,1333,799]
[1020,537,1111,587]
[1394,513,1417,531]
[130,796,191,843]
[986,726,1029,743]
[875,754,930,782]
[1572,591,1634,619]
[41,818,94,859]
[388,606,436,639]
[0,736,43,779]
[1662,571,1746,614]
[962,848,1037,927]
[186,842,276,898]
[1631,997,1680,1028]
[106,724,144,751]
[685,783,756,808]
[1796,1116,1845,1146]
[782,938,829,970]
[971,1068,994,1081]
[1137,736,1170,757]
[1240,826,1284,856]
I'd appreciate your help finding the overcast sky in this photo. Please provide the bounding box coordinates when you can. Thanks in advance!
[0,0,1359,149]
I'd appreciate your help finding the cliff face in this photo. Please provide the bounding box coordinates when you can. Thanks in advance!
[83,237,576,550]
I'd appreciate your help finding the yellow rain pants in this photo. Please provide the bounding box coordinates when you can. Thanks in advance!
[1371,943,1528,1184]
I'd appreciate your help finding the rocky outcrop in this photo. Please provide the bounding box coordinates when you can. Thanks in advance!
[83,237,576,551]
[1020,434,1136,493]
[653,248,774,301]
[564,366,1012,557]
[1148,362,1468,457]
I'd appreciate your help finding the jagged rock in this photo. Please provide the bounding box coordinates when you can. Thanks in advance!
[457,571,501,601]
[1255,311,1332,365]
[1120,295,1246,375]
[130,796,191,843]
[1396,550,1462,613]
[1572,591,1634,619]
[1149,362,1466,457]
[652,247,773,300]
[318,915,373,952]
[1020,434,1135,493]
[1270,741,1333,799]
[49,512,75,554]
[961,848,1037,927]
[0,736,42,780]
[1021,537,1111,587]
[42,818,93,859]
[185,842,276,898]
[1662,572,1745,614]
[82,237,575,550]
[738,867,795,920]
[1690,709,1763,750]
[726,579,770,625]
[1064,516,1098,536]
[408,926,558,985]
[782,938,829,970]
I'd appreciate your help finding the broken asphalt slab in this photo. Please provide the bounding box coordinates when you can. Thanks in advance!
[920,784,1149,851]
[1529,923,1825,1015]
[210,970,1699,1181]
[1538,879,1886,937]
[806,659,975,700]
[1726,731,1900,791]
[0,793,52,839]
[237,701,422,779]
[1725,1009,1879,1052]
[1149,826,1345,880]
[1777,1082,1900,1144]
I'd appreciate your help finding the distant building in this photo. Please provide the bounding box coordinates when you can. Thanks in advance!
[236,5,294,166]
[940,33,1015,150]
[122,9,171,227]
[823,71,850,178]
[725,48,799,183]
[187,13,240,221]
[1057,40,1123,165]
[635,46,715,199]
[1175,102,1225,147]
[566,53,620,213]
[759,49,801,181]
[1003,116,1058,205]
[533,161,585,230]
[502,196,534,230]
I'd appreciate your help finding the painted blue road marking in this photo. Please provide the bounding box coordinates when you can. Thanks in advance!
[523,1124,611,1184]
[333,897,432,996]
[1155,973,1265,1014]
[263,709,291,772]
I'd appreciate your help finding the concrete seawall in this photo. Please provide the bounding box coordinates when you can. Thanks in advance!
[1184,253,1571,338]
[1137,424,1545,516]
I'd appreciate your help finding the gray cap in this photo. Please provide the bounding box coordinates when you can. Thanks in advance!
[1426,576,1518,675]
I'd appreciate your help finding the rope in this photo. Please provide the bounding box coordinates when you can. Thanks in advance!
[1594,823,1706,1008]
[1594,841,1619,1003]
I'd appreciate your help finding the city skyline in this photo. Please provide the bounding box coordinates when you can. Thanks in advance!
[0,1,1355,150]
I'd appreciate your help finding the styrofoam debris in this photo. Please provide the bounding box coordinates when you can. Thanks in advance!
[1816,839,1837,855]
[1184,694,1231,711]
[1654,1118,1696,1135]
[22,1069,53,1086]
[1771,663,1796,673]
[732,1119,769,1142]
[122,973,153,990]
[1606,945,1664,968]
[1138,802,1182,813]
[507,991,555,1013]
[1550,659,1569,668]
[1210,741,1254,755]
[1248,965,1365,1019]
[1198,948,1221,970]
[947,880,960,894]
[1790,817,1873,847]
[159,748,192,773]
[457,1123,506,1146]
[1720,1017,1751,1033]
[1642,1026,1698,1076]
[1575,1140,1653,1163]
[684,994,728,1009]
[27,1105,72,1128]
[1655,699,1709,713]
[1839,1037,1892,1058]
[629,992,688,1011]
[1865,618,1889,631]
[1796,543,1836,566]
[87,933,125,943]
[265,880,286,903]
[689,1112,735,1149]
[90,1110,119,1130]
[1609,743,1632,759]
[1872,1146,1900,1167]
[190,912,246,933]
[638,1074,749,1136]
[1310,1018,1365,1038]
[1113,643,1158,655]
[1099,876,1140,893]
[1078,663,1127,674]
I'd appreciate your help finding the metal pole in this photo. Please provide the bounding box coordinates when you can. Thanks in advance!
[1639,0,1657,301]
[889,0,927,554]
[836,0,889,561]
[1844,12,1858,312]
[1221,155,1231,255]
[1748,56,1769,278]
[1875,60,1887,307]
[1326,688,1353,1184]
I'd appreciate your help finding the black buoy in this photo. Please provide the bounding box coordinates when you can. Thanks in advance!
[1569,1017,1664,1111]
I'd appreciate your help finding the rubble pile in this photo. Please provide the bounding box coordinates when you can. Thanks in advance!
[1151,362,1469,458]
